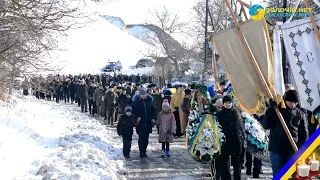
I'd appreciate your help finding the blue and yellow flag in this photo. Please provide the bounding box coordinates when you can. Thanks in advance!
[275,128,320,179]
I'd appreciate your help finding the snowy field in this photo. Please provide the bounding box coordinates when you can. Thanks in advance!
[0,92,126,180]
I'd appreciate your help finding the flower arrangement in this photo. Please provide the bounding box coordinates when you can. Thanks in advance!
[186,85,225,163]
[242,112,269,160]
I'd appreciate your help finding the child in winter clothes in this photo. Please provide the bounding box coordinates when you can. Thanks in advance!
[156,99,176,158]
[117,105,140,159]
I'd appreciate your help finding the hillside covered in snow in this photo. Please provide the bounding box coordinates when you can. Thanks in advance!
[47,2,155,75]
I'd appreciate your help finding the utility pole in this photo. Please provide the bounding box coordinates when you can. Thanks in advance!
[282,0,289,84]
[204,0,209,79]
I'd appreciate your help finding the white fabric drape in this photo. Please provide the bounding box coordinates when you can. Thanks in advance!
[280,14,320,111]
[273,26,285,97]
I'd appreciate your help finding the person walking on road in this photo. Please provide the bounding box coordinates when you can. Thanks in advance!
[156,99,176,158]
[131,88,156,158]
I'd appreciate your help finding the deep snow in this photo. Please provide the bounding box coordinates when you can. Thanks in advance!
[46,1,155,75]
[0,92,126,180]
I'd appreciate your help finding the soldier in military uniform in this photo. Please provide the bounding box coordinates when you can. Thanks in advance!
[103,85,118,125]
[114,86,122,122]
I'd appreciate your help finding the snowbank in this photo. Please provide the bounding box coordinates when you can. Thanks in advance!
[0,92,126,180]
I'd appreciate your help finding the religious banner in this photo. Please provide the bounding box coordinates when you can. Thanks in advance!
[225,85,266,116]
[211,19,279,115]
[280,14,320,112]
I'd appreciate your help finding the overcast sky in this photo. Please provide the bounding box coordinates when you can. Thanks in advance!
[103,0,265,25]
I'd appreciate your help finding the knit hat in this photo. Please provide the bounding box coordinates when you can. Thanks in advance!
[284,90,299,102]
[222,95,233,104]
[162,99,170,108]
[125,106,132,112]
[139,88,147,95]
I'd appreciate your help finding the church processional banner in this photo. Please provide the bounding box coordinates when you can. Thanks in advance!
[279,14,320,112]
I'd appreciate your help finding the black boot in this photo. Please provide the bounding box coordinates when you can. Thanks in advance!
[246,168,252,176]
[253,171,259,178]
[253,168,260,178]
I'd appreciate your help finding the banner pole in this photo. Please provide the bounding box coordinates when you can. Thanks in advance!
[223,0,298,152]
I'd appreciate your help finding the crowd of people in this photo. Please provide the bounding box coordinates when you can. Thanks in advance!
[22,73,318,179]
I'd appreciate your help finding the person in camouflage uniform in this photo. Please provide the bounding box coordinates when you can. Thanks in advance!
[93,85,102,116]
[97,85,106,117]
[103,85,118,125]
[114,86,122,122]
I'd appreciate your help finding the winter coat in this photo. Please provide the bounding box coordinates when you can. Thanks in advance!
[170,92,185,112]
[181,97,191,114]
[180,97,191,131]
[88,86,95,100]
[69,82,75,95]
[93,88,100,102]
[104,90,117,109]
[117,114,139,140]
[126,87,133,97]
[118,94,132,114]
[131,94,156,134]
[152,94,163,115]
[156,110,176,143]
[216,105,246,155]
[78,84,88,99]
[62,81,69,92]
[263,105,309,156]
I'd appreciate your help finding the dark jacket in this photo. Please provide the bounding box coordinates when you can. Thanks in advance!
[69,82,75,95]
[181,97,191,114]
[78,84,88,99]
[118,94,132,113]
[88,86,95,100]
[263,105,309,155]
[117,114,138,140]
[216,105,246,155]
[152,94,163,115]
[131,94,156,134]
[62,81,69,92]
[104,90,117,109]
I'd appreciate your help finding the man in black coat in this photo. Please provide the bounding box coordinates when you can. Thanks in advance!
[215,95,246,180]
[131,88,156,158]
[263,90,309,178]
[78,79,88,113]
[69,80,76,104]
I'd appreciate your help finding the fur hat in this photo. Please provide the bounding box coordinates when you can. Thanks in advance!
[284,90,299,102]
[162,99,170,108]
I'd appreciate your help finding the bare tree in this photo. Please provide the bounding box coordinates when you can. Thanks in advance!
[143,6,191,78]
[190,0,238,78]
[0,0,100,96]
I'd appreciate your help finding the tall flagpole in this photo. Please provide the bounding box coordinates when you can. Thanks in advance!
[282,0,289,84]
[204,0,209,78]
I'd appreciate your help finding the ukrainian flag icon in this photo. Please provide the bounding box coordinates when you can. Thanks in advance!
[275,128,320,180]
[249,4,265,21]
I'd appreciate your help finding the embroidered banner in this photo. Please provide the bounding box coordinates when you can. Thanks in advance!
[280,14,320,111]
[212,19,276,115]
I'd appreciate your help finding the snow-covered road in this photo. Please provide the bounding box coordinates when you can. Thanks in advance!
[0,92,272,179]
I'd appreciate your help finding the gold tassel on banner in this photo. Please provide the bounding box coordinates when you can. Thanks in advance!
[311,113,316,124]
[281,99,286,109]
